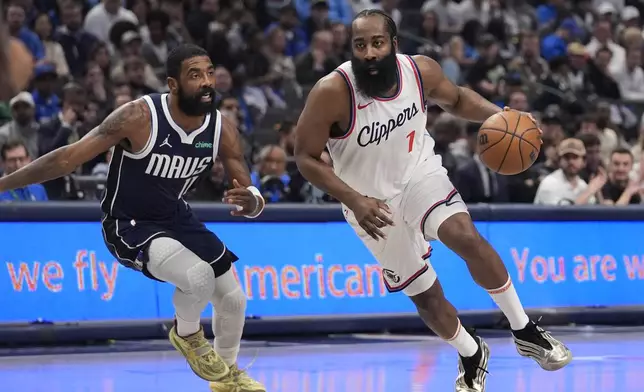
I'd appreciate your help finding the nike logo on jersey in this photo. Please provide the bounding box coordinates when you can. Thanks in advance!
[358,102,373,110]
[160,135,172,148]
[357,102,420,147]
[145,153,212,179]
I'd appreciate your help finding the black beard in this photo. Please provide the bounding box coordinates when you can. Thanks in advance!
[351,48,398,98]
[177,86,215,116]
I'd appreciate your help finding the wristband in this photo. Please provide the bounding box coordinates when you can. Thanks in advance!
[244,186,265,219]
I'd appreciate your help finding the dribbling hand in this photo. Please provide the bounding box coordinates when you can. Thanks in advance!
[224,179,261,216]
[503,106,543,143]
[349,195,394,241]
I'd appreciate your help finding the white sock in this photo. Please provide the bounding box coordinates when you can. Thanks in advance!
[176,313,201,337]
[446,321,479,357]
[487,278,530,330]
[214,343,240,366]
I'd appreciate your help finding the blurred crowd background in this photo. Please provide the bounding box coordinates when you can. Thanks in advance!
[1,0,644,206]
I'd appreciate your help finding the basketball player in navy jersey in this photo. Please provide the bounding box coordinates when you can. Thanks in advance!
[295,10,571,392]
[0,44,266,392]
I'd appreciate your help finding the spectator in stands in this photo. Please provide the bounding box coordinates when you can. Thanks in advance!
[123,55,158,98]
[295,0,353,26]
[615,47,644,101]
[31,64,61,124]
[251,144,291,203]
[421,0,458,32]
[566,43,593,96]
[56,0,98,78]
[586,19,626,75]
[296,29,339,86]
[6,2,45,61]
[267,5,308,58]
[440,36,465,83]
[84,62,110,106]
[0,139,48,201]
[0,92,39,158]
[33,13,70,78]
[601,148,642,204]
[430,113,461,177]
[534,138,602,205]
[455,122,510,203]
[532,138,559,177]
[261,26,300,109]
[508,31,549,86]
[83,0,138,44]
[330,22,350,63]
[38,82,87,199]
[407,9,442,57]
[541,19,582,61]
[586,47,621,100]
[141,10,176,82]
[465,34,506,101]
[303,0,331,41]
[576,131,604,183]
[536,0,564,29]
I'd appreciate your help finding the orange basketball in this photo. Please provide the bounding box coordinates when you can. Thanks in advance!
[477,110,542,175]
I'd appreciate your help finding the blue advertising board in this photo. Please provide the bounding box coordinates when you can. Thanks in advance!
[1,220,643,323]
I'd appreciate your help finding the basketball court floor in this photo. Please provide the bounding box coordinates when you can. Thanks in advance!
[0,327,641,392]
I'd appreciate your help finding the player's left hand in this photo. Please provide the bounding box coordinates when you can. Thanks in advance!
[224,179,264,216]
[503,106,543,143]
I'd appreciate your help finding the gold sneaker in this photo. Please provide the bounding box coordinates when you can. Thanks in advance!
[209,364,266,392]
[168,325,230,382]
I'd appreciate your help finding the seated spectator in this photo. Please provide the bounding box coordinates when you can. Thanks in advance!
[601,148,642,204]
[31,64,61,124]
[614,47,644,102]
[141,10,178,82]
[534,138,602,205]
[454,123,509,203]
[586,46,621,100]
[0,139,48,201]
[303,0,331,42]
[83,0,138,45]
[251,144,291,203]
[585,19,625,77]
[0,92,40,158]
[33,13,70,78]
[330,22,350,63]
[55,0,99,78]
[465,34,506,101]
[541,19,580,61]
[576,129,604,183]
[6,2,45,61]
[295,29,340,86]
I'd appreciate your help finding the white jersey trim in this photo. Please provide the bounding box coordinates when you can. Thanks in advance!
[212,110,223,161]
[160,93,212,144]
[123,95,158,160]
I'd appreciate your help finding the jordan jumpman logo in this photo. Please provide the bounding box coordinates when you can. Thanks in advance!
[160,135,172,148]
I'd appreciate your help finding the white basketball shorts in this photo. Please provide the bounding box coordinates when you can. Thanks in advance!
[343,164,468,297]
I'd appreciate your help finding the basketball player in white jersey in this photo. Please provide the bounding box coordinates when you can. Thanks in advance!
[295,10,572,392]
[0,44,265,392]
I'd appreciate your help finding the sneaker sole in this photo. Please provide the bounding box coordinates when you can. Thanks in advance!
[517,347,573,371]
[169,332,230,382]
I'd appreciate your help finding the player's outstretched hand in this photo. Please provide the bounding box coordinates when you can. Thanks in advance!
[225,179,260,216]
[350,196,394,241]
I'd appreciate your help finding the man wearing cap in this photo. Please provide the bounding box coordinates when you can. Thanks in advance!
[534,138,605,205]
[0,92,40,159]
[541,18,583,61]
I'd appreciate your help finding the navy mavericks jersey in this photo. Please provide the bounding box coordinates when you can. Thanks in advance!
[101,93,222,221]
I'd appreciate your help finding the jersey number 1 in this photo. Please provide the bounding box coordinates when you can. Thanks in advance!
[179,176,199,199]
[406,130,415,153]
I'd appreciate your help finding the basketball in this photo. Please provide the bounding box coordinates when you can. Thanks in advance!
[477,110,542,175]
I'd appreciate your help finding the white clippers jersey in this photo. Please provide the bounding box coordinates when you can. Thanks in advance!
[327,54,442,201]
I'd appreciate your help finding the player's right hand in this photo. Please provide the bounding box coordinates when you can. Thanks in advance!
[350,196,394,241]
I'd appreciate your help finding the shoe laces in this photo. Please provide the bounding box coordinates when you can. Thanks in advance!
[461,356,489,388]
[232,348,260,381]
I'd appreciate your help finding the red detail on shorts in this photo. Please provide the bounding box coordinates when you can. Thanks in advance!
[487,278,512,295]
[419,188,459,233]
[421,246,432,260]
[383,263,430,293]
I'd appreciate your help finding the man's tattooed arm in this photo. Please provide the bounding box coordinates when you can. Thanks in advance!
[0,100,150,192]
